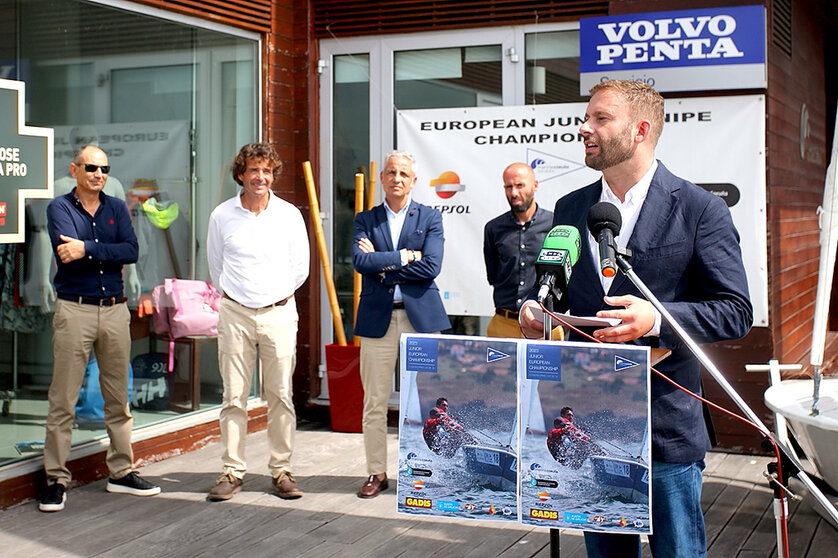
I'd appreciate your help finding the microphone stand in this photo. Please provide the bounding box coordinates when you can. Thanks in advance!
[539,291,562,558]
[613,250,838,549]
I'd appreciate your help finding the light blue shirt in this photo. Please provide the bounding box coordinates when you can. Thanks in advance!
[384,195,412,302]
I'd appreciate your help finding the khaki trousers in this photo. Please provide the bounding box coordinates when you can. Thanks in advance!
[486,313,564,340]
[358,309,417,475]
[44,299,134,486]
[217,297,298,479]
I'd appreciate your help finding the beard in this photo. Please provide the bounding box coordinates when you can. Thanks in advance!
[584,125,635,171]
[510,196,534,214]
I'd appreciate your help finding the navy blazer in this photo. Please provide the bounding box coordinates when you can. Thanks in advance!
[549,162,753,463]
[352,200,451,338]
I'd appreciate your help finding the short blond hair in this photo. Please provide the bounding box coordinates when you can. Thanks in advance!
[590,80,664,145]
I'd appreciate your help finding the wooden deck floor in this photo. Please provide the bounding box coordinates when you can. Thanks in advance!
[1,423,837,557]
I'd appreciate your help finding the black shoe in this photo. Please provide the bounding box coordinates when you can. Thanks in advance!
[39,481,66,512]
[106,472,161,496]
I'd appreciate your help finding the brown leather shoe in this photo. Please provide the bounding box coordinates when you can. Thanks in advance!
[208,472,243,501]
[357,474,389,498]
[273,472,303,499]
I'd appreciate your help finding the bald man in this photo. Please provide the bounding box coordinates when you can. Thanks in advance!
[483,162,560,339]
[40,145,159,513]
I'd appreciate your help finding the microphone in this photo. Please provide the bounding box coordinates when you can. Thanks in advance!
[535,225,581,306]
[586,202,622,278]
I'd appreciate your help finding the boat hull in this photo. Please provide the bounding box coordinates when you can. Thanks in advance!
[462,444,517,491]
[590,455,650,503]
[764,378,838,491]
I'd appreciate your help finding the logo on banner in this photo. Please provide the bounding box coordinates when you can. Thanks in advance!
[487,347,510,363]
[429,171,466,199]
[615,355,639,371]
[528,148,587,184]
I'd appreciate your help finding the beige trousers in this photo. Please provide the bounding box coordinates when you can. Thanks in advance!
[217,297,298,479]
[44,299,134,486]
[358,309,417,475]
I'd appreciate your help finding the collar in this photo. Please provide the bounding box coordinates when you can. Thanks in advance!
[600,160,658,206]
[384,195,412,217]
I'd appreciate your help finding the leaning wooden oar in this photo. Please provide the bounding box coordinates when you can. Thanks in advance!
[353,172,364,346]
[303,161,347,346]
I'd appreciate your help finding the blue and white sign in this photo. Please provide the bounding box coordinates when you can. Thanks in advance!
[580,5,766,93]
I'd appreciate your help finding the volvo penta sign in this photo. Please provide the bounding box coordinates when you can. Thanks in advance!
[580,5,766,94]
[0,79,52,243]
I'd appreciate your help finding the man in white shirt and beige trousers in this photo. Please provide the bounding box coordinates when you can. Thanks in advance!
[206,142,310,500]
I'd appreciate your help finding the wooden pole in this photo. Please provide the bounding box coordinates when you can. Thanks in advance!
[367,160,377,210]
[302,161,347,346]
[353,172,364,346]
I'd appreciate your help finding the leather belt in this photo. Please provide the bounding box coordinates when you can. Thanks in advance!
[223,292,292,309]
[495,308,519,320]
[393,301,405,309]
[57,292,124,307]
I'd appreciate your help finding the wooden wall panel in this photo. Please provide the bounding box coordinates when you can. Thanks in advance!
[134,0,271,32]
[312,0,607,38]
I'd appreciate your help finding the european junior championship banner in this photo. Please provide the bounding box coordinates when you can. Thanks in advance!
[397,334,651,534]
[397,95,768,327]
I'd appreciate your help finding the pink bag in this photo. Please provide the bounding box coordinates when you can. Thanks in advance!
[152,278,221,371]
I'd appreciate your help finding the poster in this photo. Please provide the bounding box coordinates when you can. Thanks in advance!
[398,334,520,523]
[519,341,651,533]
[397,334,651,534]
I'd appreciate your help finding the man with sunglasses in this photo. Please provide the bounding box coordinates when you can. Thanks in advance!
[40,145,160,513]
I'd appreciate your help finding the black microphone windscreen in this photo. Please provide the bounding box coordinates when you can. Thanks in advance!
[586,202,622,236]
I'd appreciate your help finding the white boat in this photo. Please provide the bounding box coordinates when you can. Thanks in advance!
[589,428,650,503]
[764,378,838,493]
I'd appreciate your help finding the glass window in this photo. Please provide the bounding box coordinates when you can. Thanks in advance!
[524,30,584,104]
[0,0,257,467]
[332,54,370,339]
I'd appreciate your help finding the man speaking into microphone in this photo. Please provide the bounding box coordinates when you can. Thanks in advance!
[520,80,752,558]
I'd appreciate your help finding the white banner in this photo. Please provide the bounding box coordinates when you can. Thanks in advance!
[397,95,767,326]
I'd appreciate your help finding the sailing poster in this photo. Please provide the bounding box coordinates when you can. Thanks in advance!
[519,341,652,534]
[397,334,520,522]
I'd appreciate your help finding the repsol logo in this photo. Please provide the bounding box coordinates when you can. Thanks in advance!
[431,205,471,214]
[405,497,432,508]
[530,509,558,520]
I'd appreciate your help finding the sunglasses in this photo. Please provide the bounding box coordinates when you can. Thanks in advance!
[82,163,110,174]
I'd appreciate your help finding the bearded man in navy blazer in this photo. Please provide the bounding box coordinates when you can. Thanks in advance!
[521,81,752,557]
[352,150,450,498]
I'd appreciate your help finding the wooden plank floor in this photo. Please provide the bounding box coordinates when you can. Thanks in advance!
[1,422,836,557]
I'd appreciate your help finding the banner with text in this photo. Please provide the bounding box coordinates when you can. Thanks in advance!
[397,95,768,326]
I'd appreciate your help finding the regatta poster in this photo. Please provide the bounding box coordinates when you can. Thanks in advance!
[519,341,651,533]
[398,334,520,523]
[397,334,651,535]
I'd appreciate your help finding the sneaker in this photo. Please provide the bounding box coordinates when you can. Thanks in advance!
[272,471,303,499]
[208,472,243,501]
[39,481,66,512]
[106,471,161,496]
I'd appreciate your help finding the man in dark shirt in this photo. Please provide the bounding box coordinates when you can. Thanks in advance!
[40,145,160,513]
[483,162,560,339]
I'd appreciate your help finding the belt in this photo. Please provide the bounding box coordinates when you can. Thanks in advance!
[495,308,519,320]
[57,292,124,307]
[393,301,405,309]
[223,292,292,309]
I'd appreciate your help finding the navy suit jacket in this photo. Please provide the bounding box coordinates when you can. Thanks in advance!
[352,199,450,338]
[549,162,753,463]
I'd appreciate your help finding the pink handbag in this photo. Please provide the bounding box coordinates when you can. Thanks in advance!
[151,278,221,371]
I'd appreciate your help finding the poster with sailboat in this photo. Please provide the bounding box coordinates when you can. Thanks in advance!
[397,334,520,522]
[519,341,651,533]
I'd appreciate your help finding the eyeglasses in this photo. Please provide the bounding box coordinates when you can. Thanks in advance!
[82,164,110,174]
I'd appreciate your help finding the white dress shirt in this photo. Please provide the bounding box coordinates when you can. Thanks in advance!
[384,195,412,303]
[592,160,661,335]
[207,191,309,308]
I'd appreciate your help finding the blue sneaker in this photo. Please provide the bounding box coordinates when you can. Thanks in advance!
[106,472,161,496]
